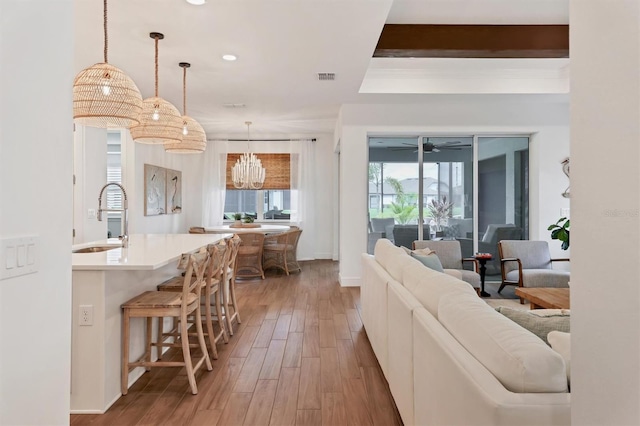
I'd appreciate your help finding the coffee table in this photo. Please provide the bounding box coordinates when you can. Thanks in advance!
[514,287,570,310]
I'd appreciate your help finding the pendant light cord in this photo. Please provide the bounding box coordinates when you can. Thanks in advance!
[183,66,187,115]
[154,36,159,97]
[103,0,108,63]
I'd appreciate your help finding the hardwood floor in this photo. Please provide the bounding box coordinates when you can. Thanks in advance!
[71,260,402,426]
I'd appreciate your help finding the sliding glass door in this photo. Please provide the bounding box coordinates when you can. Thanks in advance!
[475,136,529,274]
[367,135,529,276]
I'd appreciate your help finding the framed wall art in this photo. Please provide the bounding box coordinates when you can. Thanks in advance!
[166,168,182,214]
[144,164,167,216]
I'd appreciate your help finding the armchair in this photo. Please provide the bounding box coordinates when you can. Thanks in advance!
[498,240,570,303]
[392,224,430,249]
[413,240,480,290]
[458,224,523,274]
[368,218,395,254]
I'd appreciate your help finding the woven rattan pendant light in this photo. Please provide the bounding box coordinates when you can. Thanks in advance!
[165,63,207,154]
[130,32,183,144]
[73,0,143,128]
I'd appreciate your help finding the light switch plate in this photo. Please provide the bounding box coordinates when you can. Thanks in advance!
[1,235,39,280]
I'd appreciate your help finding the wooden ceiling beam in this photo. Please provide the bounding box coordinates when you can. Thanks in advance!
[374,24,569,59]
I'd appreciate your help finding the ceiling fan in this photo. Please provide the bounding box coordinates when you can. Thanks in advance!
[391,138,472,153]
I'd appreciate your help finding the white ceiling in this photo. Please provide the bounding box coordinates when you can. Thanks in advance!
[74,0,569,137]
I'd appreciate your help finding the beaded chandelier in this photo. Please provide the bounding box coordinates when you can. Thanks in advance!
[231,122,266,189]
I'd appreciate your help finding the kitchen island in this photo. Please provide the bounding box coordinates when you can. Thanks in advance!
[71,234,229,414]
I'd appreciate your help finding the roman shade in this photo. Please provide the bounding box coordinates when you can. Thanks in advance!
[225,153,290,189]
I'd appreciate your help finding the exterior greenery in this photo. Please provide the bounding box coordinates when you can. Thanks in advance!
[384,177,418,224]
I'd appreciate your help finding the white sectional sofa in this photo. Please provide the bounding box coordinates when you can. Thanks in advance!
[361,239,570,426]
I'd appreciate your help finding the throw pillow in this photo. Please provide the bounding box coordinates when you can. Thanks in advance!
[495,306,570,345]
[401,246,436,257]
[411,252,444,273]
[548,331,571,387]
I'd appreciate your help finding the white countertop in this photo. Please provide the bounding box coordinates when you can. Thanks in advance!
[72,234,229,271]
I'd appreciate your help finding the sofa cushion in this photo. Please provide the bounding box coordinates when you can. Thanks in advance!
[375,239,421,283]
[402,261,476,318]
[411,252,444,272]
[548,331,571,387]
[439,291,568,393]
[495,307,570,345]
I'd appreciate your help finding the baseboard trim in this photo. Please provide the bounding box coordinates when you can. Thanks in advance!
[339,274,360,287]
[314,252,333,259]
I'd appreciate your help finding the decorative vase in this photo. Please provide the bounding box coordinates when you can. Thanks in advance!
[234,220,241,226]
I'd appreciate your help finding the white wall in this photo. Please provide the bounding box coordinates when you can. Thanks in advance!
[571,0,640,424]
[310,135,335,259]
[73,125,108,244]
[336,96,570,286]
[123,131,204,235]
[0,1,74,424]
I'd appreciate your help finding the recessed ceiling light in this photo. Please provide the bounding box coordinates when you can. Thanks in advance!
[186,0,206,5]
[222,54,237,61]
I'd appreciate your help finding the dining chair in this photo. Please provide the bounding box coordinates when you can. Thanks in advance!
[234,232,266,279]
[263,228,303,275]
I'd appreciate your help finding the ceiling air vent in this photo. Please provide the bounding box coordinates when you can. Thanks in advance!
[222,103,246,108]
[317,73,335,81]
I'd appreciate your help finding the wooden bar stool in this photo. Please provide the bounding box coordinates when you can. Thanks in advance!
[121,251,212,395]
[223,235,242,335]
[157,241,229,359]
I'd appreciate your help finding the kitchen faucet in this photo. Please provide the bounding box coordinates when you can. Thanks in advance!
[97,182,129,248]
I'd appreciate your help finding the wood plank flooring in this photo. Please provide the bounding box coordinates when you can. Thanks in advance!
[70,260,402,426]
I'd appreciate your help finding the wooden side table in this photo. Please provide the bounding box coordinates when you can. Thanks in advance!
[475,253,492,297]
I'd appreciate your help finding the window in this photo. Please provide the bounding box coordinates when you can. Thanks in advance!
[223,153,291,221]
[223,190,291,221]
[106,131,123,238]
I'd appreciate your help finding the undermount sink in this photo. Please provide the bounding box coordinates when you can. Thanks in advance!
[72,246,119,254]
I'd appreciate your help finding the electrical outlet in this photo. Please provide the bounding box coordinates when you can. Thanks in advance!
[79,305,93,326]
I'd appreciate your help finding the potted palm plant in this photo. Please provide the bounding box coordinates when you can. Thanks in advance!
[427,196,454,236]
